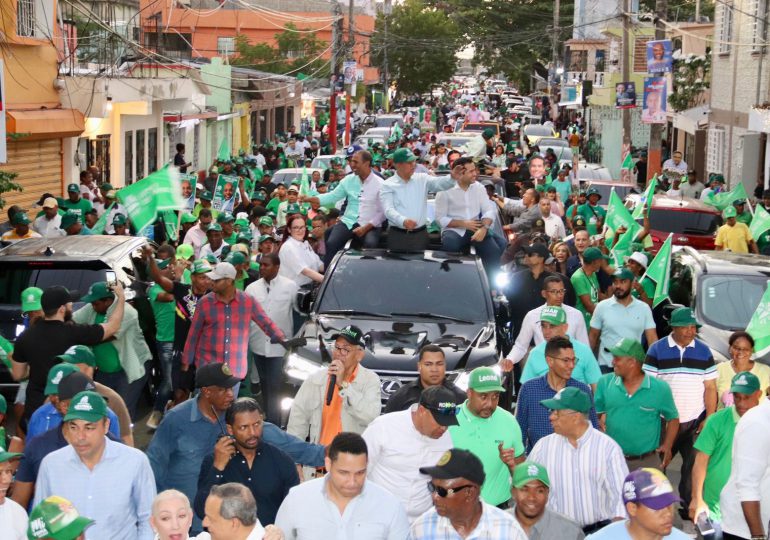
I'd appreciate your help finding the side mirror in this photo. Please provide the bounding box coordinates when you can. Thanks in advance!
[295,287,314,315]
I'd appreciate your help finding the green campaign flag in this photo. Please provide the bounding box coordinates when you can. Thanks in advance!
[391,123,403,140]
[610,222,642,267]
[299,166,312,197]
[632,175,658,220]
[704,182,749,211]
[90,202,115,235]
[116,166,184,234]
[746,283,770,357]
[606,189,637,232]
[750,203,770,240]
[217,138,231,161]
[640,233,673,308]
[160,209,178,242]
[621,152,634,170]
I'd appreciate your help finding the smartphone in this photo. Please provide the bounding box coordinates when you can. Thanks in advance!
[696,513,715,536]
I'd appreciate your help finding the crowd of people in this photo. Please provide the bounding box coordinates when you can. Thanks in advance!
[0,90,769,540]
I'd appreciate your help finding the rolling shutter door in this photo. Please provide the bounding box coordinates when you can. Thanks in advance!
[0,138,62,211]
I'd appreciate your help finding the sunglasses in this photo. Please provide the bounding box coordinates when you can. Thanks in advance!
[427,482,474,497]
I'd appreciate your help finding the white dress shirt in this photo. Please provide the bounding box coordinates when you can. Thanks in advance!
[279,237,323,286]
[661,158,688,175]
[542,213,566,240]
[33,214,64,237]
[380,173,455,228]
[183,224,208,259]
[246,275,299,357]
[508,303,589,364]
[192,522,266,539]
[720,399,770,538]
[362,407,453,522]
[435,181,497,237]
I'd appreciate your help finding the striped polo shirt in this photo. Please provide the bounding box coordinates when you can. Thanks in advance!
[643,335,717,422]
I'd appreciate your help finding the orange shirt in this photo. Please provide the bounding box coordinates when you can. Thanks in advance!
[318,364,359,446]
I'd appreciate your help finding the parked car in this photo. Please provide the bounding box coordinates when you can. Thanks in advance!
[281,249,512,415]
[537,137,569,148]
[523,124,557,145]
[668,248,770,364]
[271,168,324,186]
[461,122,501,137]
[374,114,404,129]
[642,195,721,253]
[353,135,386,150]
[310,154,346,170]
[436,133,476,151]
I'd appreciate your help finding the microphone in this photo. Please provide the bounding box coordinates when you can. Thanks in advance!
[326,374,337,406]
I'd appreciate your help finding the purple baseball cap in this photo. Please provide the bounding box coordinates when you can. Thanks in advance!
[622,468,682,510]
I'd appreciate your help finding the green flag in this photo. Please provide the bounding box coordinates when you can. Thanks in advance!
[217,139,231,161]
[90,202,115,235]
[640,233,673,307]
[632,175,658,220]
[621,152,633,170]
[610,222,642,267]
[117,166,184,234]
[605,189,637,250]
[299,166,312,197]
[746,283,770,356]
[750,203,770,240]
[704,182,749,211]
[391,123,403,140]
[160,209,178,242]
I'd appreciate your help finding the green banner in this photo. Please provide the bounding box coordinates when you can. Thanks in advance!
[747,283,770,357]
[116,166,184,234]
[640,233,673,307]
[703,182,749,211]
[632,175,658,220]
[90,202,115,235]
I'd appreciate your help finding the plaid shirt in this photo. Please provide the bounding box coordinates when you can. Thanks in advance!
[182,290,285,378]
[409,502,527,540]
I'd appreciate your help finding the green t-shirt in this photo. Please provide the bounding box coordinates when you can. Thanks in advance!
[92,312,122,373]
[594,373,679,455]
[571,268,600,329]
[0,335,14,371]
[224,232,238,246]
[449,402,525,506]
[265,197,283,215]
[736,211,752,226]
[577,203,607,235]
[181,268,192,285]
[149,283,175,343]
[60,198,94,223]
[693,406,739,521]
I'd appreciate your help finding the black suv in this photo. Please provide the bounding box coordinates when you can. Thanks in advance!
[282,248,512,411]
[0,236,155,390]
[669,247,770,364]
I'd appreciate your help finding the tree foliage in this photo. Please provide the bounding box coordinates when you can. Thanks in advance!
[0,171,23,210]
[370,0,461,95]
[232,23,330,77]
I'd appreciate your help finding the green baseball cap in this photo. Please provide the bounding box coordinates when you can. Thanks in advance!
[206,223,223,233]
[468,366,505,393]
[512,461,550,488]
[27,495,94,540]
[176,243,195,260]
[60,211,80,230]
[58,345,96,367]
[730,371,761,394]
[586,187,602,199]
[67,183,80,193]
[733,198,747,206]
[609,337,646,363]
[155,258,171,270]
[217,212,235,224]
[225,251,247,265]
[63,390,108,423]
[723,206,737,219]
[252,191,266,201]
[0,441,21,463]
[111,213,127,226]
[21,286,44,313]
[204,254,218,265]
[259,216,274,227]
[234,218,249,229]
[389,147,417,164]
[191,259,213,274]
[582,246,609,263]
[200,190,213,201]
[100,183,113,191]
[11,212,31,225]
[482,128,495,139]
[540,387,591,413]
[612,266,635,281]
[44,363,79,396]
[79,282,113,303]
[180,213,198,225]
[258,234,275,244]
[236,232,253,245]
[669,307,701,328]
[539,306,566,325]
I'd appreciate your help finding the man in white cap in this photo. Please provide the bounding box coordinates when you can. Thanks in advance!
[625,252,653,307]
[33,197,64,238]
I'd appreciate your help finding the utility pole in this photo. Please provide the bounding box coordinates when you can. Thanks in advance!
[551,0,560,121]
[622,0,631,148]
[383,0,391,112]
[344,0,355,147]
[647,0,668,182]
[330,1,343,154]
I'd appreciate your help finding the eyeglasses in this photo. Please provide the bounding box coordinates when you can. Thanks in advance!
[427,482,474,497]
[547,355,576,364]
[550,409,579,419]
[730,346,753,354]
[333,345,356,355]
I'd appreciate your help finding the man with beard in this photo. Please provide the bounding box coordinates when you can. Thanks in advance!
[10,285,126,424]
[194,397,299,526]
[589,267,658,373]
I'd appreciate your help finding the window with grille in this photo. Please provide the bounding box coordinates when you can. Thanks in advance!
[749,0,767,52]
[217,37,235,57]
[17,0,35,38]
[707,126,726,175]
[717,1,734,54]
[634,37,652,72]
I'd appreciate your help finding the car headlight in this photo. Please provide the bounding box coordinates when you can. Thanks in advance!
[494,272,510,289]
[285,352,322,382]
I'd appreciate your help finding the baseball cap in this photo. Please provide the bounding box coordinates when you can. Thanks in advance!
[622,468,681,510]
[11,212,30,225]
[418,386,460,427]
[27,496,94,540]
[21,286,43,313]
[206,223,223,233]
[287,185,299,193]
[540,387,591,413]
[523,243,550,259]
[79,282,113,304]
[155,258,172,270]
[390,148,417,164]
[252,191,266,201]
[176,244,195,260]
[180,213,198,225]
[191,259,212,274]
[258,234,275,244]
[60,211,80,230]
[259,216,274,227]
[733,198,747,206]
[730,371,761,394]
[723,206,737,219]
[582,246,609,263]
[200,190,214,201]
[41,286,79,312]
[217,212,235,224]
[111,213,127,226]
[539,306,566,325]
[612,266,635,281]
[209,262,236,281]
[63,390,108,423]
[57,372,97,401]
[482,128,495,139]
[627,251,648,269]
[609,338,646,363]
[42,197,58,209]
[669,307,700,328]
[468,366,505,393]
[58,345,96,367]
[586,187,602,198]
[512,461,550,489]
[0,439,21,463]
[67,183,80,193]
[419,449,485,486]
[225,251,247,265]
[100,183,113,191]
[331,325,365,348]
[195,362,240,388]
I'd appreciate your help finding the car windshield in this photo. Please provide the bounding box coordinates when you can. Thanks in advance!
[540,147,573,161]
[538,138,568,147]
[649,209,719,235]
[0,264,109,305]
[698,275,770,330]
[318,256,490,321]
[525,125,553,136]
[462,123,493,133]
[375,117,403,128]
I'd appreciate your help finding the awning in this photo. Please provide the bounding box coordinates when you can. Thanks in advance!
[6,109,85,139]
[672,105,709,135]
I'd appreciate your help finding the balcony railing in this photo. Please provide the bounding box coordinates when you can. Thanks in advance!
[17,0,35,37]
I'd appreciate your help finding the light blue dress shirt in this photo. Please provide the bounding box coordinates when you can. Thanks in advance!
[520,335,602,385]
[27,401,121,440]
[275,476,410,540]
[34,438,156,540]
[380,172,455,228]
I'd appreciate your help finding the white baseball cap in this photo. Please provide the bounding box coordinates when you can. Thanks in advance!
[627,251,649,269]
[42,197,58,209]
[209,262,236,281]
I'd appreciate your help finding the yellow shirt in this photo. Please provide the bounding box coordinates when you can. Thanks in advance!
[715,222,753,253]
[716,360,770,408]
[0,230,41,243]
